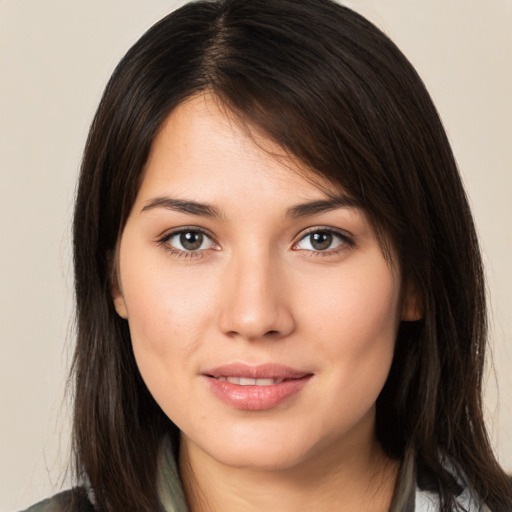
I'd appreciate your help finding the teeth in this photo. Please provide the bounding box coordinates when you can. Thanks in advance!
[237,377,256,385]
[255,378,279,386]
[218,377,284,386]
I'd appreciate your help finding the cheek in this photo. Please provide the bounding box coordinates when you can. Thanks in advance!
[118,252,225,416]
[302,258,400,401]
[120,265,209,420]
[309,255,401,342]
[122,260,213,355]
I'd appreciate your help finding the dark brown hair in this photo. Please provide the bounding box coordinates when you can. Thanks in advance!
[72,0,512,510]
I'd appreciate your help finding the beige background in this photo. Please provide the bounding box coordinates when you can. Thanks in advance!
[1,1,510,510]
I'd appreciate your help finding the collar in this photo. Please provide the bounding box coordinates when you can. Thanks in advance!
[157,437,189,512]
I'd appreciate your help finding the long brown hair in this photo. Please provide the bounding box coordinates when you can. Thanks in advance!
[72,0,512,510]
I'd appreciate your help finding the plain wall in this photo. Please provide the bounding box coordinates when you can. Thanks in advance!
[1,1,510,510]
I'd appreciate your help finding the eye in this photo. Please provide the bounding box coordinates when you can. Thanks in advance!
[162,229,217,252]
[294,229,351,252]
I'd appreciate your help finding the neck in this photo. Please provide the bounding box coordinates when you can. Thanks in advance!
[179,425,399,512]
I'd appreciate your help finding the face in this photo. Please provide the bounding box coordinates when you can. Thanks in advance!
[113,94,419,472]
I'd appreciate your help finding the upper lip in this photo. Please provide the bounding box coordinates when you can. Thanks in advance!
[203,363,311,380]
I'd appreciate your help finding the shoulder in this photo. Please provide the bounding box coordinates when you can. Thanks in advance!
[415,457,491,512]
[19,489,96,512]
[415,487,491,512]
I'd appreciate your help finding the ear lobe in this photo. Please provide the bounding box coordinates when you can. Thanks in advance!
[111,276,128,319]
[401,282,423,321]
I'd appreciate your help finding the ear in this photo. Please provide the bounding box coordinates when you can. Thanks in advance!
[111,273,128,320]
[401,281,423,321]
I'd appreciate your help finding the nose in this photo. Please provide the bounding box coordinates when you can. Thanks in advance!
[218,252,296,342]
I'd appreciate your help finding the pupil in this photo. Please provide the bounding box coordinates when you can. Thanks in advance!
[180,231,203,250]
[311,232,332,250]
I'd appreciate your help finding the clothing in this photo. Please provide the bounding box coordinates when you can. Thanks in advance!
[20,439,487,512]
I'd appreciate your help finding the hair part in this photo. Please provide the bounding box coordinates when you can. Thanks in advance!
[71,1,512,510]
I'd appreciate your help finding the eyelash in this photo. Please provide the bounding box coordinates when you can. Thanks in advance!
[158,227,218,260]
[293,227,354,257]
[157,226,354,260]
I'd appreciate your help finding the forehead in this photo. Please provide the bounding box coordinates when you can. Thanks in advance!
[139,93,348,206]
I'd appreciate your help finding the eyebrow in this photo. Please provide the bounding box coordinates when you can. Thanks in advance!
[140,194,360,219]
[286,195,360,218]
[141,197,222,218]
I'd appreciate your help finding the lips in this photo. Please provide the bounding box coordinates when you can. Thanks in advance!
[204,363,308,380]
[202,363,312,411]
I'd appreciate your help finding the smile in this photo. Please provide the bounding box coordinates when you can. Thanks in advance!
[203,363,312,410]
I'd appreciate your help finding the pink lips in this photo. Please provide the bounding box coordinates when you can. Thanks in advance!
[203,363,312,411]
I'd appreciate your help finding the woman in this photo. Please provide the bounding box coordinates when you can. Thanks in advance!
[23,0,512,511]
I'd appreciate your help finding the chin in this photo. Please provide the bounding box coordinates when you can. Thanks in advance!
[210,444,309,471]
[192,425,321,472]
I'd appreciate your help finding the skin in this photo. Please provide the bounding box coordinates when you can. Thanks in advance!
[112,94,420,511]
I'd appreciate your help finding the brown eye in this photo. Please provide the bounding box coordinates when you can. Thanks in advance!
[180,231,204,250]
[164,229,216,252]
[294,229,350,253]
[310,232,333,251]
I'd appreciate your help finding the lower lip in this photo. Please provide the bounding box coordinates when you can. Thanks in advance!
[204,376,312,411]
